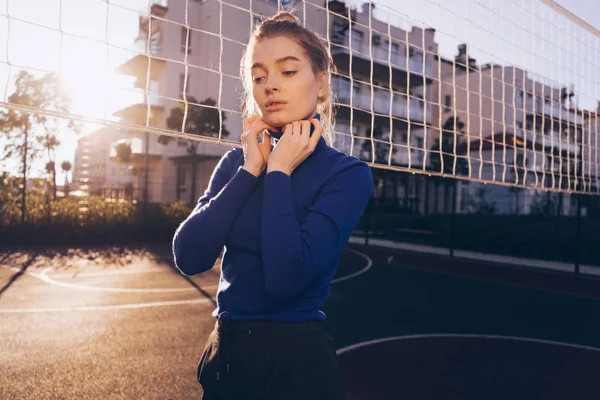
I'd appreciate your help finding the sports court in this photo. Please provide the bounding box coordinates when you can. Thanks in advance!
[2,242,599,399]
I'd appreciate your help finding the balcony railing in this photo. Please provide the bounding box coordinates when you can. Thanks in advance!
[524,100,584,125]
[134,37,161,57]
[520,129,580,154]
[332,77,430,123]
[331,36,434,76]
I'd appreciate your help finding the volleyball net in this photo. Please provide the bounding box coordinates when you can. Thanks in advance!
[0,0,599,196]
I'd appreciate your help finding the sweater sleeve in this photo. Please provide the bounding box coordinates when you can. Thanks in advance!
[173,148,258,276]
[260,161,373,299]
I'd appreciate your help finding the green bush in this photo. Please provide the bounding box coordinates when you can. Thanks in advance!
[0,193,193,246]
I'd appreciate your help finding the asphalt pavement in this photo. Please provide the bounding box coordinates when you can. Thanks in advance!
[2,244,600,399]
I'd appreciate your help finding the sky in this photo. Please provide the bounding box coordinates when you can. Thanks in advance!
[0,0,599,182]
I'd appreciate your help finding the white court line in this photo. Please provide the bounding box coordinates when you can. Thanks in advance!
[47,267,171,279]
[0,265,218,293]
[37,267,218,293]
[0,298,212,313]
[336,333,600,356]
[331,248,373,284]
[0,248,370,313]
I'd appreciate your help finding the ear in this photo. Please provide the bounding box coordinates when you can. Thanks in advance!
[316,72,328,103]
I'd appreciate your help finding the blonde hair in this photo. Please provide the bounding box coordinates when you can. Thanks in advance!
[240,11,337,146]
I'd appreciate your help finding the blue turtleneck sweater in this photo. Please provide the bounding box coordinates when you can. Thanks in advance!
[172,118,373,322]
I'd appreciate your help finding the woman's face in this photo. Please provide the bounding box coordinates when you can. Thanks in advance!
[249,36,326,129]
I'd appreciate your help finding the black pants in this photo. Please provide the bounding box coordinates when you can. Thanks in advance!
[197,312,348,400]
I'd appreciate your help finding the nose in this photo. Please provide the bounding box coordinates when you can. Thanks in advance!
[264,75,280,94]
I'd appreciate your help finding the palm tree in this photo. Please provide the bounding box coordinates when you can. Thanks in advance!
[40,134,60,200]
[113,141,133,164]
[45,161,55,192]
[61,161,71,197]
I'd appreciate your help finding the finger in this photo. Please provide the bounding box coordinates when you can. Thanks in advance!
[300,120,312,145]
[245,128,260,144]
[249,119,278,135]
[292,121,302,137]
[282,123,293,138]
[309,118,323,148]
[243,115,259,131]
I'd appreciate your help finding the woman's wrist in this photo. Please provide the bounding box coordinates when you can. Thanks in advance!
[266,163,291,176]
[242,164,263,177]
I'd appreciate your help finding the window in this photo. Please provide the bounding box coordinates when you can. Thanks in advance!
[385,40,399,55]
[516,121,524,138]
[176,166,187,200]
[351,29,363,51]
[331,20,346,45]
[444,95,452,107]
[515,89,524,107]
[181,27,191,54]
[444,95,451,112]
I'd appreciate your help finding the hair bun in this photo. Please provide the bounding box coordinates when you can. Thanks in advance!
[272,11,299,24]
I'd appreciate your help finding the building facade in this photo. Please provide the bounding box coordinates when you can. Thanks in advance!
[71,0,598,215]
[434,44,590,215]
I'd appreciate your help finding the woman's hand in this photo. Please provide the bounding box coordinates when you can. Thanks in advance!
[266,118,323,176]
[241,116,276,177]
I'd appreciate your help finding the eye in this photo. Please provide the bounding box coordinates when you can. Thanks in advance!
[283,71,297,76]
[253,76,263,84]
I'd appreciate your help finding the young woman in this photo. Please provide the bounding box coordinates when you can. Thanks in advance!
[173,11,373,400]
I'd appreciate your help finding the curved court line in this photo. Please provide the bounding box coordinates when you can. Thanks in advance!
[47,267,171,279]
[0,248,369,313]
[336,333,600,356]
[34,268,219,293]
[0,298,212,313]
[331,248,373,284]
[1,265,217,293]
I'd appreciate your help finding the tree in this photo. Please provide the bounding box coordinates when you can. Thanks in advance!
[429,116,468,176]
[45,161,55,181]
[0,71,78,223]
[428,116,469,213]
[360,125,397,208]
[61,160,72,197]
[159,97,230,203]
[113,141,133,164]
[360,125,395,165]
[159,97,230,145]
[39,134,61,200]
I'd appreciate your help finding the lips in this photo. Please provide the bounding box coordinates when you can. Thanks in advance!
[265,100,287,110]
